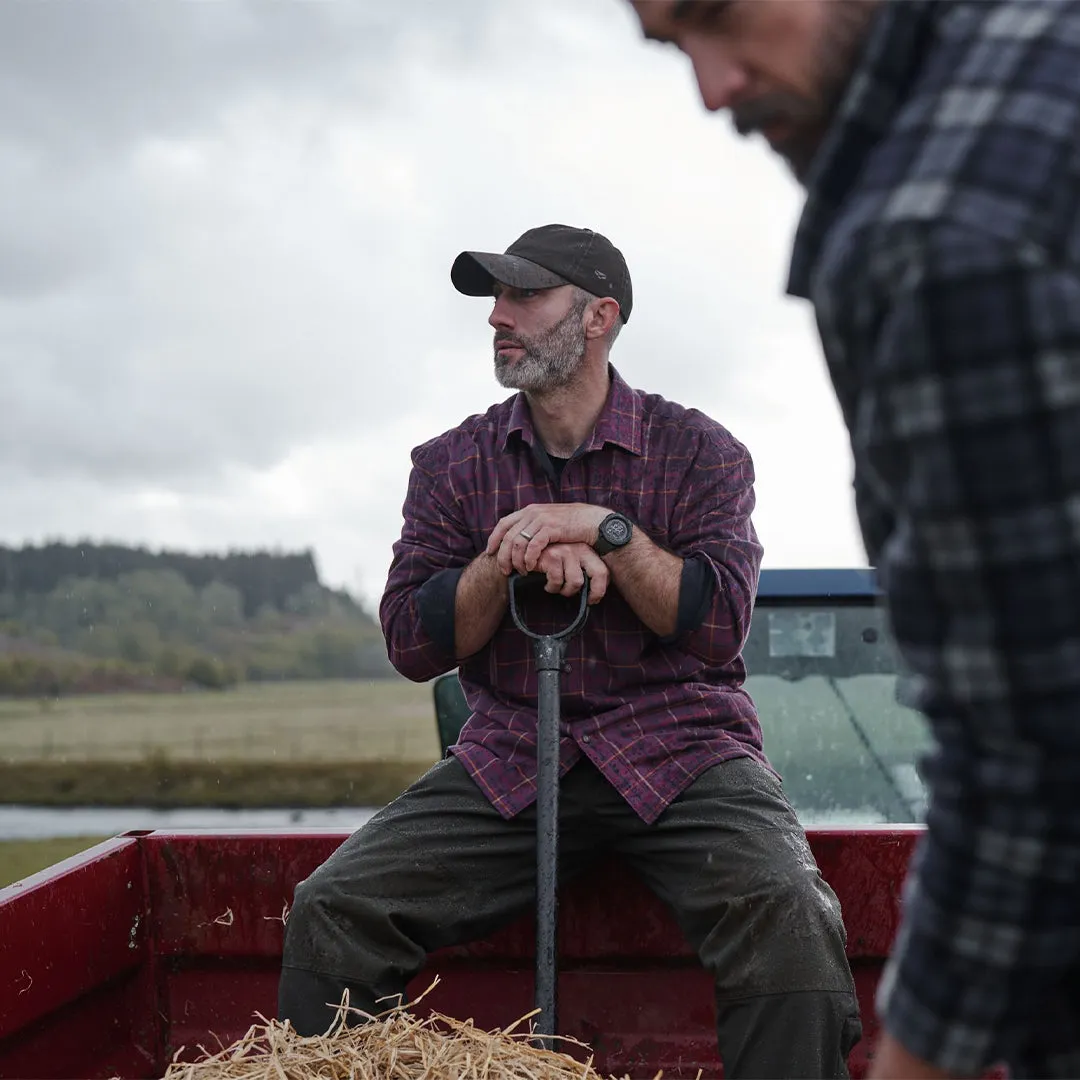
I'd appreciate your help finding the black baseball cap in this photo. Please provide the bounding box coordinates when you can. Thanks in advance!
[451,224,633,324]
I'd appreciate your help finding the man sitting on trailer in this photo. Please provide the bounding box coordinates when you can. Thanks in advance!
[277,224,863,1078]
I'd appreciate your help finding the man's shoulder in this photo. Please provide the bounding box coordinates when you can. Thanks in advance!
[634,385,752,461]
[860,0,1080,252]
[410,395,517,471]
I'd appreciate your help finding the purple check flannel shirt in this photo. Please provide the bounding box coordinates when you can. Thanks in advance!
[379,365,768,824]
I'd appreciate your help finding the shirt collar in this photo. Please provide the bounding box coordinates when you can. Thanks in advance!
[786,0,947,300]
[504,363,644,457]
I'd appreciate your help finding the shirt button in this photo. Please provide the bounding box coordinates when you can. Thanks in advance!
[563,663,572,674]
[581,735,590,744]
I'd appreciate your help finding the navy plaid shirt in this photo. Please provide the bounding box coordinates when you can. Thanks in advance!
[788,1,1080,1074]
[379,366,767,825]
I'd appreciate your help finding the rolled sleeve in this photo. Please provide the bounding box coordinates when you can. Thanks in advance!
[416,567,464,658]
[673,553,717,636]
[378,440,477,682]
[665,432,763,665]
[852,223,1080,1073]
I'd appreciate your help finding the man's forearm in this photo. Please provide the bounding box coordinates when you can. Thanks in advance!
[454,552,510,659]
[605,530,681,638]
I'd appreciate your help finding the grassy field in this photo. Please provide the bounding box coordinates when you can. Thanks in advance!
[0,678,439,763]
[0,678,444,806]
[0,837,107,889]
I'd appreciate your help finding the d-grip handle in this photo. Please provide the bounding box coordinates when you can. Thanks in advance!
[508,570,590,641]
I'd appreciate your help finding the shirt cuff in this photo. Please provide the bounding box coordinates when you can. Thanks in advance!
[658,553,717,644]
[416,566,464,658]
[874,885,992,1073]
[875,830,1052,1075]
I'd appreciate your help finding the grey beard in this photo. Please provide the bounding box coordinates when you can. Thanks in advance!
[494,297,588,393]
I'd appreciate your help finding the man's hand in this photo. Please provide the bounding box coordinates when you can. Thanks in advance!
[868,1033,957,1080]
[536,542,609,604]
[486,503,609,575]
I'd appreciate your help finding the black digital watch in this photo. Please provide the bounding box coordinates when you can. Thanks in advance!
[593,512,633,556]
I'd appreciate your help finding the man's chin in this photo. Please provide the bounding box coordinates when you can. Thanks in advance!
[494,363,533,392]
[494,367,560,395]
[774,129,825,186]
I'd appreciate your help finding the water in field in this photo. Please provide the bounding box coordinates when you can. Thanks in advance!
[0,800,914,842]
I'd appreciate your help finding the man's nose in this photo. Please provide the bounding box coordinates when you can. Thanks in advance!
[489,294,515,330]
[688,45,747,113]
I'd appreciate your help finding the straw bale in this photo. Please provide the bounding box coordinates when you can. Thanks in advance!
[160,980,662,1080]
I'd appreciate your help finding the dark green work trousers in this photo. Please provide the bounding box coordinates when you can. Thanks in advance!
[278,754,862,1078]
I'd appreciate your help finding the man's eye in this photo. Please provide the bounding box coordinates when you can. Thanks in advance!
[676,0,734,31]
[491,287,536,302]
[701,0,734,23]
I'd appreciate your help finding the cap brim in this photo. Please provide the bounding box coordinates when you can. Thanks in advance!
[451,251,569,296]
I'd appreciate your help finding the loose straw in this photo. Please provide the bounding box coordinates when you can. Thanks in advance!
[162,979,668,1080]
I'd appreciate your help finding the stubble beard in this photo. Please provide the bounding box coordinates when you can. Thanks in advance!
[494,296,589,394]
[733,0,878,183]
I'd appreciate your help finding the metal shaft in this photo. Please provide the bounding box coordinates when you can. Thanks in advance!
[533,636,564,1050]
[507,571,589,1053]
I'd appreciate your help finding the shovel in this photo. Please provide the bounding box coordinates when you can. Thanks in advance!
[508,570,591,1051]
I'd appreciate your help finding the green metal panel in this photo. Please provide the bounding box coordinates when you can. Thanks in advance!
[432,671,471,753]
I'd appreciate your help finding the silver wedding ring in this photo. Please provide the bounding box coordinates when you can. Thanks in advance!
[519,529,534,540]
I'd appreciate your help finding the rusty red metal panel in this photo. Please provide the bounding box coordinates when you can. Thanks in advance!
[0,973,156,1080]
[163,966,281,1065]
[810,828,922,958]
[132,828,923,1080]
[139,828,921,963]
[145,832,342,959]
[0,837,147,1043]
[0,827,928,1079]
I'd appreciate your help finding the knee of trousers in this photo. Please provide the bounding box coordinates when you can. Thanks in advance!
[701,875,855,998]
[282,863,379,976]
[282,869,334,958]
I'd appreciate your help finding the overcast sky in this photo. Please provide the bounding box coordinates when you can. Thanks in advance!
[1,0,866,613]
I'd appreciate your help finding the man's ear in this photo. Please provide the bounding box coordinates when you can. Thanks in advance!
[585,297,620,339]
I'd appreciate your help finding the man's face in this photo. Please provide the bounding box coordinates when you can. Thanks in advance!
[629,0,878,181]
[489,282,590,393]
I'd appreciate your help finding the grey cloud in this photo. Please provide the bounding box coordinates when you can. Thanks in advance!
[1,0,528,482]
[0,143,139,298]
[0,0,857,596]
[0,0,505,301]
[0,1,501,158]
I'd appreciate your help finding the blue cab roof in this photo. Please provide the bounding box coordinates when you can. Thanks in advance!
[757,567,879,599]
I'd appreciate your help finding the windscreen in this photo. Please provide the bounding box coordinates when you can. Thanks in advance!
[742,599,932,826]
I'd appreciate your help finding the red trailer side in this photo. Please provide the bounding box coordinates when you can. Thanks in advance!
[0,826,922,1079]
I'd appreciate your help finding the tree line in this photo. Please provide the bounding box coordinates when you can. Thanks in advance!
[0,542,395,696]
[0,541,365,619]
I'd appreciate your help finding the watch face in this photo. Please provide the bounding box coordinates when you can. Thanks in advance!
[603,516,631,545]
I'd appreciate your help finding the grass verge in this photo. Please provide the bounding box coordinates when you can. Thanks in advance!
[0,758,436,808]
[0,836,108,888]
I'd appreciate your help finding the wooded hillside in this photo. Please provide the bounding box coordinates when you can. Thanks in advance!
[0,542,394,695]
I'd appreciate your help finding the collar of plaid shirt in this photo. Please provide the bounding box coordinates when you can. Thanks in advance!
[503,364,644,459]
[786,0,944,300]
[379,366,768,825]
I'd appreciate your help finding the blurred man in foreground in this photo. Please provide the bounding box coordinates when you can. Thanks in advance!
[624,1,1080,1078]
